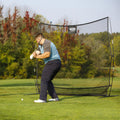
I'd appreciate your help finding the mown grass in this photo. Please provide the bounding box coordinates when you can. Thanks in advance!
[0,77,120,120]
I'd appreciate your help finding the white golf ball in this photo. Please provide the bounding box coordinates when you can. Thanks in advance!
[21,98,24,101]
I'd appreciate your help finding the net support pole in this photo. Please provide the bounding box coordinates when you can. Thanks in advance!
[107,17,114,96]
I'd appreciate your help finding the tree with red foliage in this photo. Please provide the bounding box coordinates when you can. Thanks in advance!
[23,11,39,34]
[0,5,3,43]
[1,7,21,45]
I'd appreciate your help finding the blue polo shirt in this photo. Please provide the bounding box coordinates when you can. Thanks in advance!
[38,39,61,64]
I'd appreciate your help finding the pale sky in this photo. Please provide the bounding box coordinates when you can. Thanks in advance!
[0,0,120,32]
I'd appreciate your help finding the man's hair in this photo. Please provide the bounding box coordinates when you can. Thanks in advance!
[35,32,44,38]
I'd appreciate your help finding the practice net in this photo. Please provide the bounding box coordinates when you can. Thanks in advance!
[35,17,114,96]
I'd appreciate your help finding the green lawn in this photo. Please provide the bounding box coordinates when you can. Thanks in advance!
[0,77,120,120]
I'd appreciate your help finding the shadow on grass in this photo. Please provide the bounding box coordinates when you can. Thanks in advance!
[0,93,23,96]
[0,83,70,87]
[0,83,34,87]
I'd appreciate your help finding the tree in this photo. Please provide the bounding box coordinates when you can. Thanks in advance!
[113,34,120,66]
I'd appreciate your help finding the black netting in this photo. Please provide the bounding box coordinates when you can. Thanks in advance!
[35,17,113,96]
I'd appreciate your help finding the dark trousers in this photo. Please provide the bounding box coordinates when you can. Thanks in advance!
[40,59,61,101]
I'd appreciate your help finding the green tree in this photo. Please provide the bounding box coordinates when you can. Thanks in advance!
[113,35,120,66]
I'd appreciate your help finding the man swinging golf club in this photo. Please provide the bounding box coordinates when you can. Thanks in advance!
[31,33,61,103]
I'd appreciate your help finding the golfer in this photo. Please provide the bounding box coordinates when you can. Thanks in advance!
[33,33,61,103]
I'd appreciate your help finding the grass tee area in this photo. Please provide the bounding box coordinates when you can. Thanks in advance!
[0,76,120,120]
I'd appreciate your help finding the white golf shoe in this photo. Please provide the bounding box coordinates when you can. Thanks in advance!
[34,99,46,103]
[48,98,59,102]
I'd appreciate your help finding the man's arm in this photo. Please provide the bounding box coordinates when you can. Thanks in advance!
[33,52,50,59]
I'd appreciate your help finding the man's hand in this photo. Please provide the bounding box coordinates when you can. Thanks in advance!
[33,51,37,58]
[36,52,50,59]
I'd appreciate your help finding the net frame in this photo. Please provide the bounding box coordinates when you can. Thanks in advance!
[35,17,114,96]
